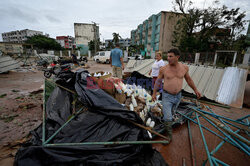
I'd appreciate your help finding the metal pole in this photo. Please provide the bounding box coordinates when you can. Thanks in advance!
[177,111,226,140]
[201,114,249,155]
[210,129,240,155]
[213,52,218,67]
[42,79,46,145]
[187,120,196,166]
[206,106,245,130]
[190,106,250,147]
[43,107,85,145]
[195,113,213,166]
[44,140,170,146]
[232,51,237,66]
[236,115,250,122]
[211,157,229,166]
[190,107,249,127]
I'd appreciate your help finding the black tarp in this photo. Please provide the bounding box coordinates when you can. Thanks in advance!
[125,71,153,91]
[14,69,168,166]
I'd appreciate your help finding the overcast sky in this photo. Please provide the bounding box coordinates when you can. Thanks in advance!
[0,0,249,41]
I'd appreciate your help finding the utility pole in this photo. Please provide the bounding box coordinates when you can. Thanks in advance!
[92,21,99,56]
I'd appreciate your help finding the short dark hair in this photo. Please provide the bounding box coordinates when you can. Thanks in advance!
[168,48,180,56]
[115,43,120,47]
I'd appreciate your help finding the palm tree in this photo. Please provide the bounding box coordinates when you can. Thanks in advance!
[112,33,121,44]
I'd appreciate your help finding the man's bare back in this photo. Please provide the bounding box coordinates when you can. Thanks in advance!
[159,62,188,94]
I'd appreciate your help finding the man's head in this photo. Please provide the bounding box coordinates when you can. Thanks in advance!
[167,48,180,65]
[115,43,120,48]
[155,51,162,61]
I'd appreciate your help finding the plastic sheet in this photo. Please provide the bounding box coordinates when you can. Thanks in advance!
[14,69,168,166]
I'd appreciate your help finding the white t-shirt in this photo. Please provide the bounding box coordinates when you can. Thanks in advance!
[151,59,165,77]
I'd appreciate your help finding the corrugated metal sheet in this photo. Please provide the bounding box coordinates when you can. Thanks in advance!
[184,66,206,93]
[126,60,137,68]
[130,59,168,77]
[132,62,247,107]
[182,65,198,89]
[132,59,155,76]
[0,56,22,73]
[196,67,215,95]
[216,67,248,108]
[203,68,224,100]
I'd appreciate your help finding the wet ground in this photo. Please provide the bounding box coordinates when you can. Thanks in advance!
[0,60,249,165]
[153,104,250,165]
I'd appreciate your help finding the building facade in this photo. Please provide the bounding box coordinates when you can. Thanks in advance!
[131,11,184,57]
[104,38,131,48]
[74,23,99,55]
[56,36,75,49]
[2,29,43,43]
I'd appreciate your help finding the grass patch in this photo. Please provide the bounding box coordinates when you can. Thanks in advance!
[0,94,7,98]
[0,114,19,123]
[12,89,20,92]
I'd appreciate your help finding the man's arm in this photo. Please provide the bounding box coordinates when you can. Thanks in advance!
[120,58,124,70]
[110,52,112,67]
[120,50,124,70]
[184,66,201,99]
[152,67,164,101]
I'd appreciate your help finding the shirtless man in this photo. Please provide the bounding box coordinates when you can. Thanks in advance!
[152,48,201,141]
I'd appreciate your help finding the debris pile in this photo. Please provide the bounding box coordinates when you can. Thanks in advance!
[14,69,168,166]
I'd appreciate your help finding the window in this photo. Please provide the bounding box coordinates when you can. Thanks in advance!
[100,52,105,56]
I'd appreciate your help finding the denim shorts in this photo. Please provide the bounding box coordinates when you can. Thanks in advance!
[162,90,182,122]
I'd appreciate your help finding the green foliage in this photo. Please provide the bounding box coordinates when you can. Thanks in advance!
[112,33,121,44]
[107,41,114,49]
[0,94,7,98]
[0,114,19,123]
[26,35,62,50]
[172,0,247,54]
[128,44,144,55]
[88,39,100,52]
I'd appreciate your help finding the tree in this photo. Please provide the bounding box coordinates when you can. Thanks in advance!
[25,35,62,50]
[88,39,100,53]
[172,0,246,53]
[112,33,121,44]
[106,41,114,50]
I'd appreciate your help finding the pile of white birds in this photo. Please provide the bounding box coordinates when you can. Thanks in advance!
[114,81,163,129]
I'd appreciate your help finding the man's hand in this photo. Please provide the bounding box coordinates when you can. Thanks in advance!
[195,90,202,99]
[122,65,125,70]
[149,71,151,76]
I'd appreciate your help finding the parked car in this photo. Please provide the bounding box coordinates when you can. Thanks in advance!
[128,54,144,60]
[93,51,111,63]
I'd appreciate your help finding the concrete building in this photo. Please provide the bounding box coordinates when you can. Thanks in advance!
[0,42,33,55]
[56,36,75,49]
[104,38,131,48]
[74,23,99,55]
[2,29,43,43]
[0,42,23,54]
[131,11,184,57]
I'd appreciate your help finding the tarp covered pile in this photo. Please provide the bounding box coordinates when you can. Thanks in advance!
[14,69,168,166]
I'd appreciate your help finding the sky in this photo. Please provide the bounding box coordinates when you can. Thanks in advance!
[0,0,249,41]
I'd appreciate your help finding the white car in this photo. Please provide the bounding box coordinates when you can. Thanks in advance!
[128,54,144,60]
[93,51,111,63]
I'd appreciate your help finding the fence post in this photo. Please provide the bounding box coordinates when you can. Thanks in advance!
[213,52,218,68]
